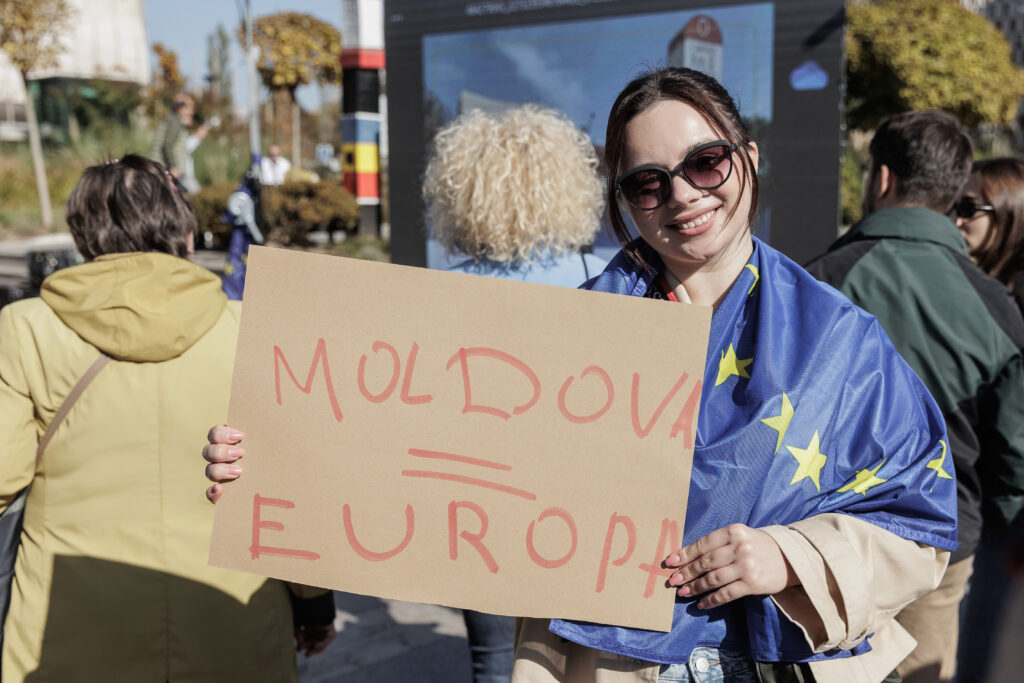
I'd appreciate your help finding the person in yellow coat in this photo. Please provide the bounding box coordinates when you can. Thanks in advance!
[0,155,335,682]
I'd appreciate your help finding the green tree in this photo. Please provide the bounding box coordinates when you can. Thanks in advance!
[846,0,1024,130]
[207,25,232,102]
[239,12,341,165]
[0,0,75,229]
[147,42,186,116]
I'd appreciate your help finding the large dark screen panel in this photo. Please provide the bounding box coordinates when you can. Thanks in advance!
[385,0,844,267]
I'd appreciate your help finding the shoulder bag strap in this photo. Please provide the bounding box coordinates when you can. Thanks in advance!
[35,354,110,463]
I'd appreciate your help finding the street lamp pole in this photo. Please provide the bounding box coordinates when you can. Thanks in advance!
[243,0,261,167]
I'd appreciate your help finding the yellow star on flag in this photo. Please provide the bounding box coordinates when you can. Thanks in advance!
[744,264,760,295]
[838,460,888,495]
[786,431,828,491]
[715,344,753,386]
[761,393,795,455]
[927,440,953,492]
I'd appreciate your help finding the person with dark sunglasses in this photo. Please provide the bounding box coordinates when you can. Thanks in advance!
[950,158,1024,315]
[948,158,1024,683]
[509,68,954,683]
[806,111,1024,683]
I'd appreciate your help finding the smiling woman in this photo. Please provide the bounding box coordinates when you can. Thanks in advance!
[508,67,961,683]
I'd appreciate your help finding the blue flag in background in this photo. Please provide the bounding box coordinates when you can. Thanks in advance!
[549,237,958,664]
[222,223,252,300]
[221,159,264,300]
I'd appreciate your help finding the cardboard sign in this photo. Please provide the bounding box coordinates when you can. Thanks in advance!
[209,246,711,631]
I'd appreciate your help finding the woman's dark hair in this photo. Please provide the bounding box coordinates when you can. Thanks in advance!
[969,157,1024,288]
[66,154,197,260]
[604,67,758,270]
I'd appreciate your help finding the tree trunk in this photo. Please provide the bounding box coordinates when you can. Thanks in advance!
[291,98,300,168]
[22,74,52,230]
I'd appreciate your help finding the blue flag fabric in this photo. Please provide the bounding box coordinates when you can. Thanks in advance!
[221,160,263,301]
[222,224,251,301]
[548,237,958,664]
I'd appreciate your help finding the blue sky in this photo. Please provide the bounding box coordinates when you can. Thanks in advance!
[143,0,343,111]
[424,2,774,145]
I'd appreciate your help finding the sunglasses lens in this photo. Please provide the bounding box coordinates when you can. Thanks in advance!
[954,199,977,219]
[684,144,732,189]
[619,169,670,210]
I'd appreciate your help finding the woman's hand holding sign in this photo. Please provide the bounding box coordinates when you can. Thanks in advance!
[664,523,799,609]
[203,425,245,503]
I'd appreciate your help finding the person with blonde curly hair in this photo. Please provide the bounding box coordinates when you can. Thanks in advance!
[423,104,608,285]
[420,104,608,682]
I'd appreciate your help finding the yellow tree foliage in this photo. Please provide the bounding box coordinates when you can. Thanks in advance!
[847,0,1024,129]
[152,43,185,95]
[0,0,74,76]
[239,12,341,101]
[146,42,187,115]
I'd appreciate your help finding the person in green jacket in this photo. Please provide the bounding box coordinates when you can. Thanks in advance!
[149,93,194,182]
[805,110,1024,683]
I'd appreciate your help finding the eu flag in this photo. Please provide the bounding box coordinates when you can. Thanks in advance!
[549,237,958,664]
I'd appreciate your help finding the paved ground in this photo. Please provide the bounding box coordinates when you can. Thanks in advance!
[298,593,472,682]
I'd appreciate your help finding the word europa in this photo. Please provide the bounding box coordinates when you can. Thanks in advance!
[250,493,681,597]
[273,338,703,444]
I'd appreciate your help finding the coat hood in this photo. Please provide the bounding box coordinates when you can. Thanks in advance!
[40,252,227,362]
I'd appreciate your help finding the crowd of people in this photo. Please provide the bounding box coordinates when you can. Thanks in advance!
[1,66,1022,682]
[148,93,293,194]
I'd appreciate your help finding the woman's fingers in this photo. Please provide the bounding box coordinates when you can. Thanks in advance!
[202,443,244,464]
[207,424,244,445]
[203,426,244,504]
[206,483,223,504]
[205,461,243,483]
[676,564,743,601]
[665,524,736,568]
[667,544,736,587]
[695,579,755,610]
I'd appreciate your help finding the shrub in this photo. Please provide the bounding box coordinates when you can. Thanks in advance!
[189,181,237,247]
[840,150,865,228]
[261,180,359,245]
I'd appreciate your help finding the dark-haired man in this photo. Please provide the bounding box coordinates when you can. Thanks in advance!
[805,110,1024,683]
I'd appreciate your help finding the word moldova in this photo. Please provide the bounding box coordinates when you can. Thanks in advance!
[250,492,684,598]
[273,337,703,444]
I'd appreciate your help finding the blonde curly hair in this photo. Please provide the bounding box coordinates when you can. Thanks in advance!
[423,105,605,264]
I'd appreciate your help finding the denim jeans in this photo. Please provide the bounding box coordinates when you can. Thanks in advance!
[658,647,759,682]
[462,609,515,683]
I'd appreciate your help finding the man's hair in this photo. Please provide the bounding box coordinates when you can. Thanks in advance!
[66,154,197,260]
[171,93,193,112]
[423,104,604,264]
[968,157,1024,285]
[604,67,758,271]
[868,110,973,212]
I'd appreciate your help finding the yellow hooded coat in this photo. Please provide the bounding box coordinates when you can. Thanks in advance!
[0,252,306,682]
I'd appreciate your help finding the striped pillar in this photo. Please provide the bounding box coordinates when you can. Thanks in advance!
[342,0,385,237]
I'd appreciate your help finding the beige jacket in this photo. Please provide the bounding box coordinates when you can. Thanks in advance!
[0,253,323,682]
[510,513,948,683]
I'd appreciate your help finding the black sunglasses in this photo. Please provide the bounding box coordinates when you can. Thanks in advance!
[949,197,995,220]
[616,140,741,211]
